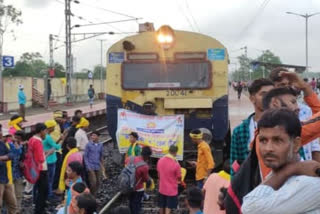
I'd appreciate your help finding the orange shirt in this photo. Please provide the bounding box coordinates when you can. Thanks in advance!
[256,92,320,179]
[196,141,215,181]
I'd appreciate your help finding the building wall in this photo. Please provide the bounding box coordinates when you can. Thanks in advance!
[3,77,106,112]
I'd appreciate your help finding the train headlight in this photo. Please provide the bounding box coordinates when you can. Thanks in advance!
[156,25,175,49]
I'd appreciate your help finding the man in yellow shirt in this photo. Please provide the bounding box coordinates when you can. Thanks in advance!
[188,129,215,189]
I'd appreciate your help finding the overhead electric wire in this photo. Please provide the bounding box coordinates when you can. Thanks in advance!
[238,0,272,38]
[175,0,195,31]
[184,0,200,33]
[76,0,139,19]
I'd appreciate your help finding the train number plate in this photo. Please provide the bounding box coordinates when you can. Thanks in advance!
[166,90,188,96]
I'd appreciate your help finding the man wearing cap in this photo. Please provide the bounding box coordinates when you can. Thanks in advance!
[75,117,90,152]
[43,120,62,201]
[17,84,26,122]
[188,129,215,189]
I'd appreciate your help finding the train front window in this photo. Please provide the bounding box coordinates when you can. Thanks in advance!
[122,62,211,89]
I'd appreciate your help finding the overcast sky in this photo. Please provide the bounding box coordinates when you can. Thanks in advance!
[4,0,320,73]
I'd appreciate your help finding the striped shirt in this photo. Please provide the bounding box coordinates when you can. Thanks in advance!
[242,175,320,214]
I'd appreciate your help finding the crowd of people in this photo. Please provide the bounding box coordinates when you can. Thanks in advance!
[2,66,320,214]
[0,109,102,214]
[227,67,320,214]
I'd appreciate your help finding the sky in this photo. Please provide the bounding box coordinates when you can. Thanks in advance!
[3,0,320,73]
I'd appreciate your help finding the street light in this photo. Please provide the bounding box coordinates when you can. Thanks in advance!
[286,12,320,74]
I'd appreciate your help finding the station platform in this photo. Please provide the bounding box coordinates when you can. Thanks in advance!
[229,88,254,131]
[0,102,106,133]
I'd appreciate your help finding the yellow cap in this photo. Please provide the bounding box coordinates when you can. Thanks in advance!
[45,120,57,129]
[76,117,90,128]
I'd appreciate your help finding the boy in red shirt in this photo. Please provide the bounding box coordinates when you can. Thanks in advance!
[157,145,181,214]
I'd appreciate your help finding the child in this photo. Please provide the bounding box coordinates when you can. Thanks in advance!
[186,187,204,214]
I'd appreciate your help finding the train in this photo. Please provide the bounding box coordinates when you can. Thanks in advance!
[105,24,230,167]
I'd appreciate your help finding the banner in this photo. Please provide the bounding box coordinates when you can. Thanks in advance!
[116,109,184,160]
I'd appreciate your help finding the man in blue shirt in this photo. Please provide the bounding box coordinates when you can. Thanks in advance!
[17,84,27,122]
[84,131,106,196]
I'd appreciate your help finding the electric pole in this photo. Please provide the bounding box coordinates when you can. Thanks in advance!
[0,0,4,109]
[65,0,72,104]
[98,39,106,93]
[44,34,55,109]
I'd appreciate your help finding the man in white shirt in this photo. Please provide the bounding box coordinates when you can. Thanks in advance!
[242,108,320,214]
[75,117,90,152]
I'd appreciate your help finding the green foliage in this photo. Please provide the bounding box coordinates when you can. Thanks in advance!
[93,65,106,79]
[232,50,283,81]
[252,50,282,79]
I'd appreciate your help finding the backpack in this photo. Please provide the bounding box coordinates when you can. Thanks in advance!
[118,156,147,194]
[88,88,94,98]
[23,138,41,184]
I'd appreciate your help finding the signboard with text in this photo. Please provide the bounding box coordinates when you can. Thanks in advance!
[116,109,184,160]
[2,56,14,68]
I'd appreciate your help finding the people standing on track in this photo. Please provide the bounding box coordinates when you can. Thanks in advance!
[157,145,181,214]
[11,130,25,213]
[88,85,95,109]
[51,110,64,143]
[0,127,18,214]
[269,67,320,162]
[56,161,84,214]
[8,115,23,136]
[185,187,204,214]
[75,117,90,153]
[59,137,83,192]
[236,81,243,100]
[84,131,106,197]
[43,120,62,202]
[74,109,83,118]
[241,109,320,214]
[230,79,274,175]
[125,146,152,214]
[203,159,230,214]
[188,129,214,189]
[62,111,71,130]
[18,84,27,122]
[126,132,141,157]
[62,116,81,157]
[28,123,48,214]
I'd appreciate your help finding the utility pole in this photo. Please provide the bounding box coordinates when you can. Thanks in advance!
[0,0,4,109]
[286,12,320,74]
[44,34,55,109]
[65,0,72,104]
[98,39,106,93]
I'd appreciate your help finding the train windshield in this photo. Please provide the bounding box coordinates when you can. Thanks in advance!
[122,61,211,89]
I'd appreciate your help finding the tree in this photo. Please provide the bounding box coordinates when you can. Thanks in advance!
[93,65,106,79]
[3,52,48,77]
[251,50,282,79]
[236,54,252,81]
[53,62,65,77]
[0,0,22,99]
